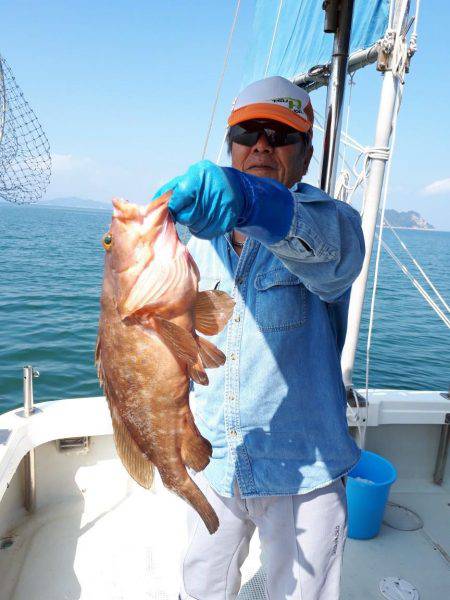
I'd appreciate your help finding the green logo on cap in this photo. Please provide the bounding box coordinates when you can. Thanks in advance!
[272,97,303,114]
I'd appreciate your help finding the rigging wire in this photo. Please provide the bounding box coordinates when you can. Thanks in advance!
[383,219,450,315]
[377,234,450,328]
[201,0,242,160]
[264,0,284,77]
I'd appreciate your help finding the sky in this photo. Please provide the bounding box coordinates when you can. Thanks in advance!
[2,0,450,229]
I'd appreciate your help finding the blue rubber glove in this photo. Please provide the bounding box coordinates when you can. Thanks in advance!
[152,160,294,244]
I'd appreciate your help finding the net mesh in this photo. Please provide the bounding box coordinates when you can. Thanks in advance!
[0,54,51,204]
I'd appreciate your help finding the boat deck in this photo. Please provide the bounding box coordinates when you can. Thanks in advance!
[0,475,449,599]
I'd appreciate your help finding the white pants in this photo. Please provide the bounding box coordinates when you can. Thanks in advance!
[180,472,348,600]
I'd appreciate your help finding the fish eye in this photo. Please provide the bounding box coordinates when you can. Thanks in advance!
[102,232,113,251]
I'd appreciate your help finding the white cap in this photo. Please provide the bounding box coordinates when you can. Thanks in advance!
[228,76,314,134]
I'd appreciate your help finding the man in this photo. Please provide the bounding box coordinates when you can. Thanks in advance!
[156,76,365,600]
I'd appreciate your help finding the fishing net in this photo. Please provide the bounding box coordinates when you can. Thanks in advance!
[0,54,51,204]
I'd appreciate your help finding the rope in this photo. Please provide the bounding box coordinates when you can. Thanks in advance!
[335,146,390,210]
[264,0,284,77]
[201,0,241,160]
[383,218,450,315]
[341,73,355,175]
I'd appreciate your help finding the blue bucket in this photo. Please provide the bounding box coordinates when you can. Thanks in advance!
[346,450,397,539]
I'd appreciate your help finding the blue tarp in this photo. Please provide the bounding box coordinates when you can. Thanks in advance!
[242,0,389,87]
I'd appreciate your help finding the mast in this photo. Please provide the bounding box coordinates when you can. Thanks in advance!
[341,0,411,387]
[319,0,355,194]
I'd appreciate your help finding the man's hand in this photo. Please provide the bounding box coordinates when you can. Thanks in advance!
[153,160,244,239]
[153,160,294,244]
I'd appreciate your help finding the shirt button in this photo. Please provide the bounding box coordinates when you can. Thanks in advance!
[236,276,244,285]
[234,315,240,322]
[230,353,236,360]
[229,429,237,437]
[229,395,235,402]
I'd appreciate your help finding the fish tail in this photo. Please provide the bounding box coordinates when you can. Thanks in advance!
[179,475,219,534]
[159,465,219,534]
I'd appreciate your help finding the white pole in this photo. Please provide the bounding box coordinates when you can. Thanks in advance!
[341,69,399,387]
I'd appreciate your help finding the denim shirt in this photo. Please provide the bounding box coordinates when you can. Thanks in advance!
[187,182,365,498]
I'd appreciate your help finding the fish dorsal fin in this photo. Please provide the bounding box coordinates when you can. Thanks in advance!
[152,316,199,365]
[194,290,235,335]
[197,335,226,369]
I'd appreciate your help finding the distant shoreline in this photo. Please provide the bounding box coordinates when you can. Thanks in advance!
[378,225,449,232]
[0,202,110,213]
[2,202,449,232]
[383,225,433,230]
[39,203,110,212]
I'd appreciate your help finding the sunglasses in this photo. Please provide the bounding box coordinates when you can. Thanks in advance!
[229,120,308,148]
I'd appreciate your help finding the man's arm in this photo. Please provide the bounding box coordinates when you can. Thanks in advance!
[153,161,365,303]
[266,193,365,303]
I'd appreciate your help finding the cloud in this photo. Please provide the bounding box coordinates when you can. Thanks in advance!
[421,178,450,196]
[45,153,180,203]
[51,153,95,172]
[46,153,137,201]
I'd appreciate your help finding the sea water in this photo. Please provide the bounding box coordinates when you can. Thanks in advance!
[0,203,449,413]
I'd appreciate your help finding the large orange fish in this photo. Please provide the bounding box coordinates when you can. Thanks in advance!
[95,192,234,533]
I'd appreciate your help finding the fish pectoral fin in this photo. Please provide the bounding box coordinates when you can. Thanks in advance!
[187,361,209,386]
[153,317,210,386]
[109,402,154,489]
[194,290,235,335]
[186,336,225,385]
[152,316,199,365]
[197,336,226,369]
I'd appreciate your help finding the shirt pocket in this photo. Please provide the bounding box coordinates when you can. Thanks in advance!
[254,269,307,332]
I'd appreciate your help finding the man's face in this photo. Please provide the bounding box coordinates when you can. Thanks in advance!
[231,122,313,189]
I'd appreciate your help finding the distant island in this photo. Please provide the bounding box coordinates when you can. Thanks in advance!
[37,196,110,211]
[383,209,434,230]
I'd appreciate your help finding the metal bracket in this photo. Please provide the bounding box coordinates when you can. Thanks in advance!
[323,0,340,34]
[346,386,367,408]
[377,30,396,72]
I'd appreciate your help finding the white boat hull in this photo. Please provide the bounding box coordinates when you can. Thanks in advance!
[0,393,449,599]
